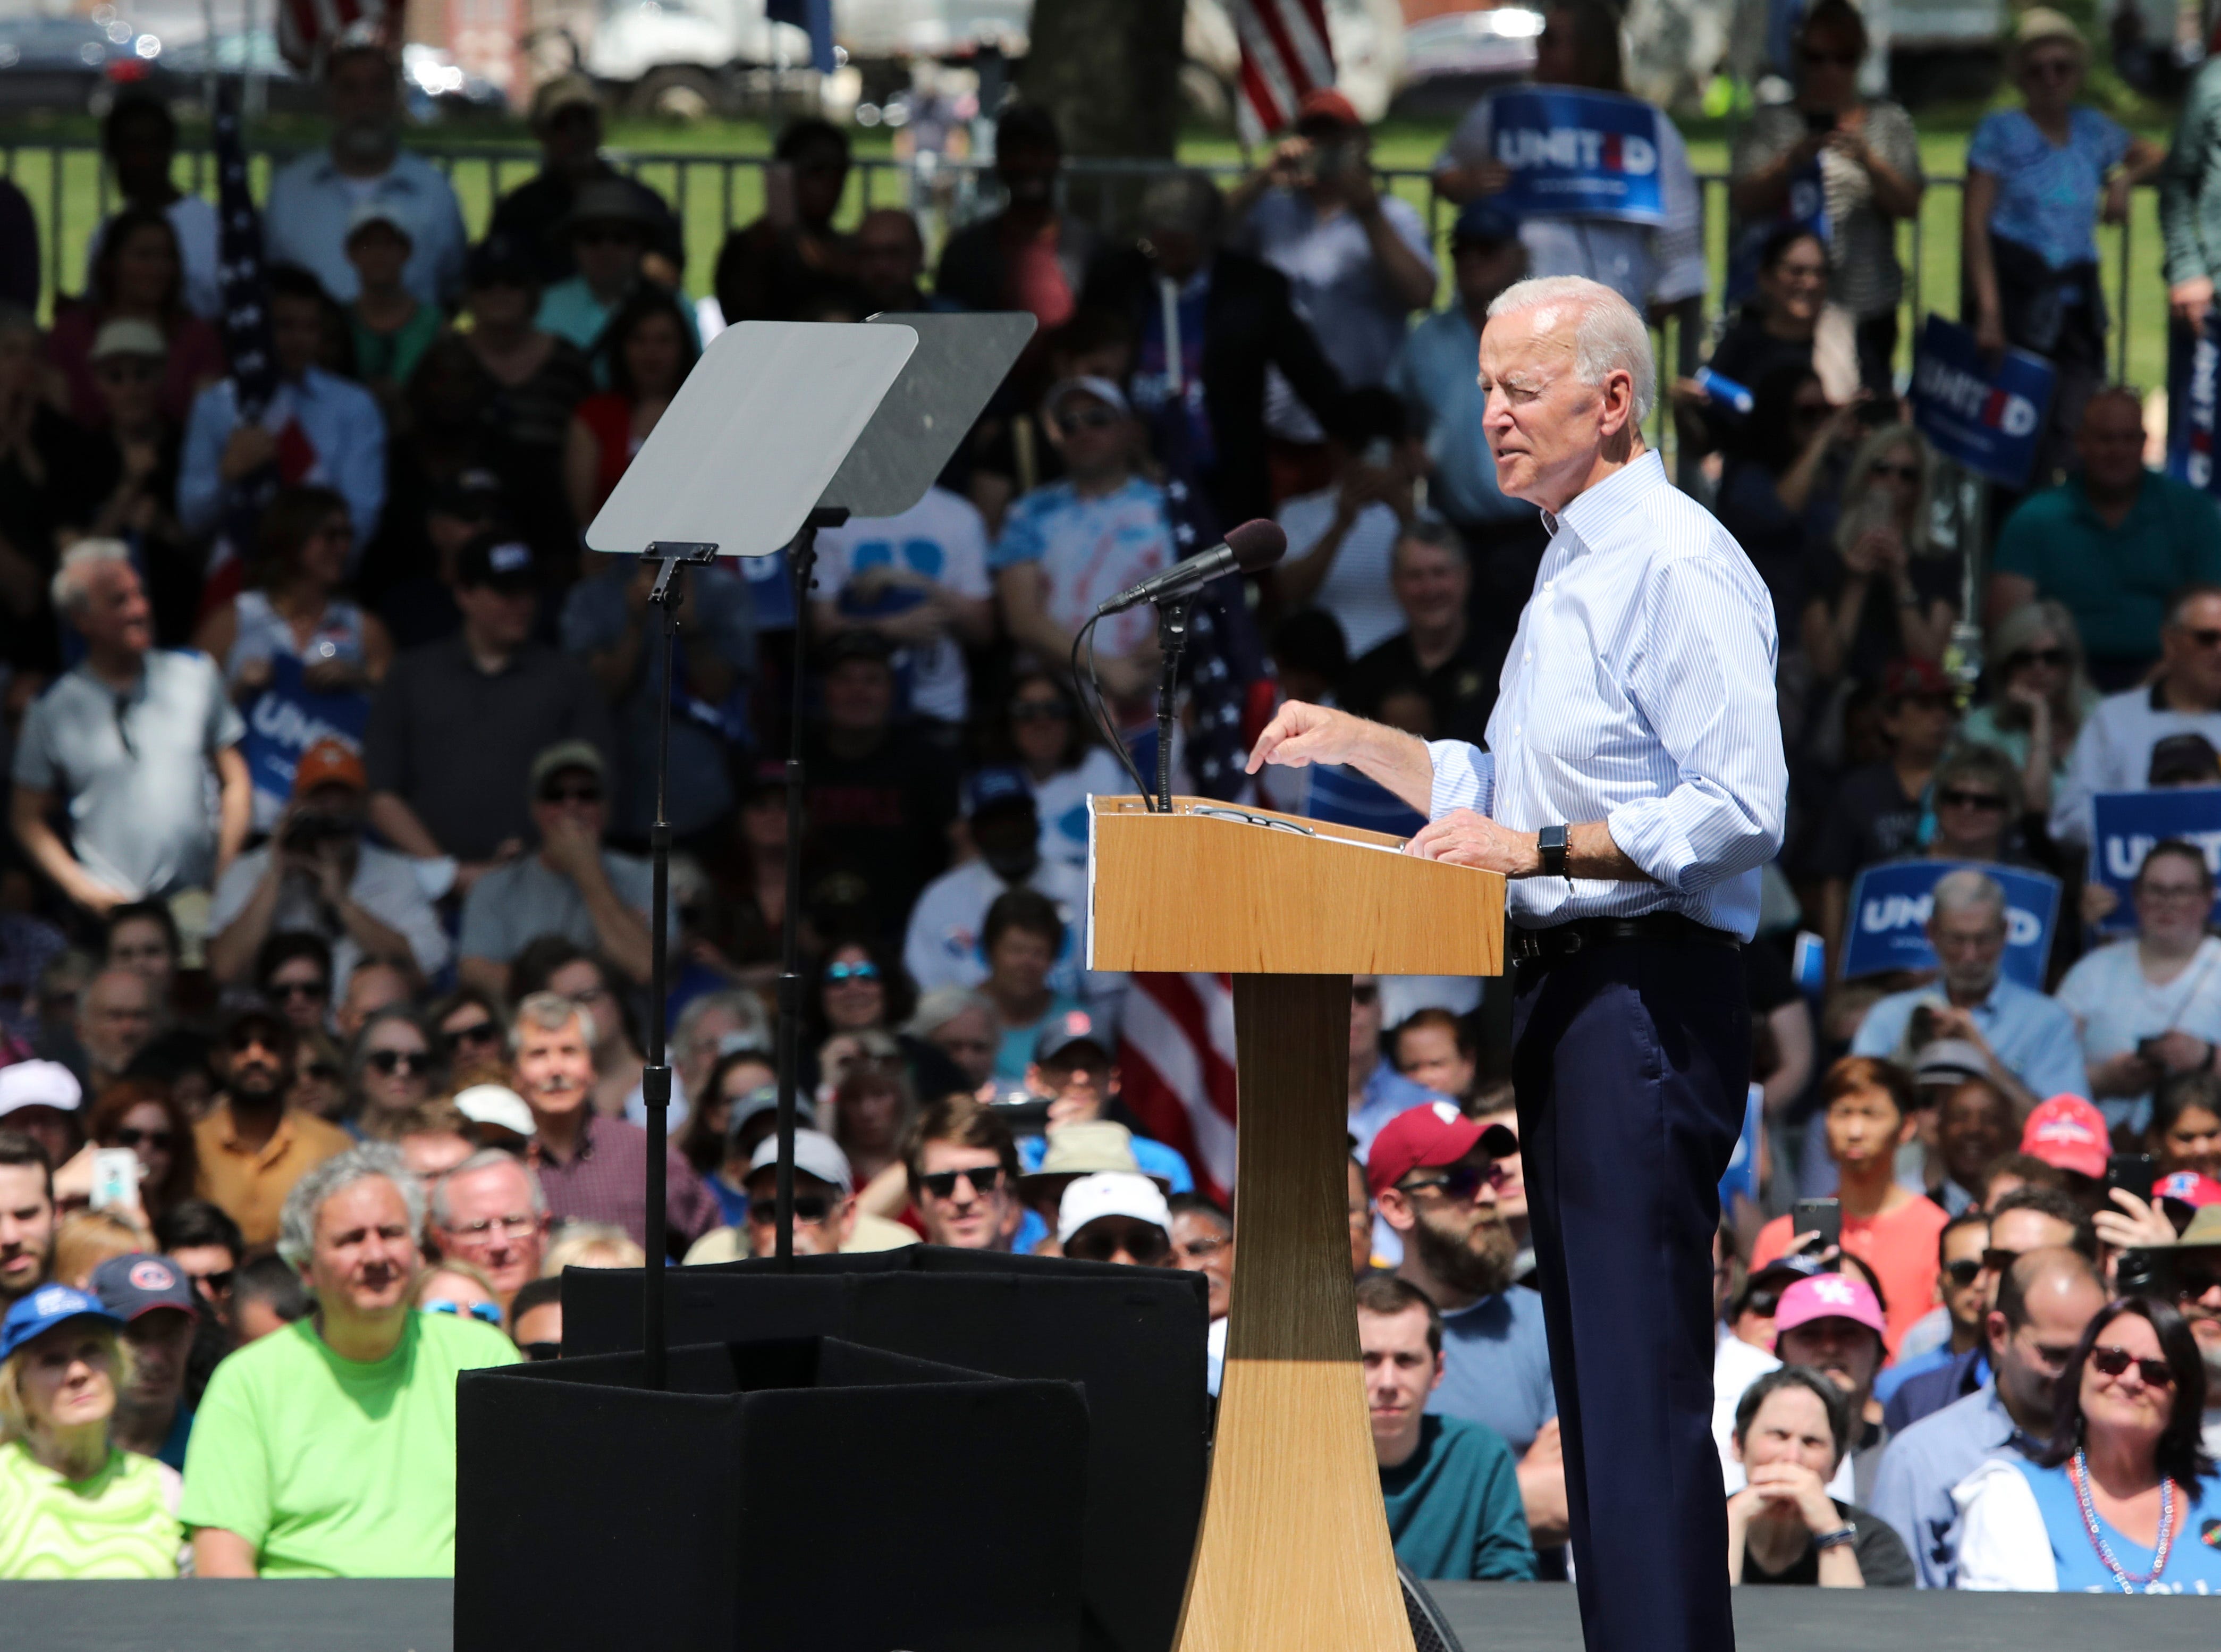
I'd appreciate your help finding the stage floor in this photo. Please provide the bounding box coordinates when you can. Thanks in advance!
[3,1577,2216,1649]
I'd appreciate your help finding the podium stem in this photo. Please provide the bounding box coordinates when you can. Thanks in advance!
[640,559,683,1389]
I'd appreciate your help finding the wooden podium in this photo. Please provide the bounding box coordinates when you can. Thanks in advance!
[1088,796,1504,1652]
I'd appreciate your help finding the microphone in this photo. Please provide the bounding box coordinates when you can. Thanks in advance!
[1094,519,1287,617]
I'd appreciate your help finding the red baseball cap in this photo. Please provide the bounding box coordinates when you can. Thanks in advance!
[292,737,367,799]
[2021,1095,2109,1180]
[1295,88,1362,130]
[2155,1170,2221,1210]
[1365,1102,1515,1199]
[1771,1272,1886,1344]
[1880,657,1952,702]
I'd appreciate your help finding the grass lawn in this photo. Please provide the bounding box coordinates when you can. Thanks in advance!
[0,102,2184,392]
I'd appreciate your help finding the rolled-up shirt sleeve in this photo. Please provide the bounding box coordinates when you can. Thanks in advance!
[1606,557,1787,892]
[1425,740,1495,821]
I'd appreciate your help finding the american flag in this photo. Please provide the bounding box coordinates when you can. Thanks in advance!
[212,82,278,557]
[1231,0,1337,146]
[1119,972,1239,1206]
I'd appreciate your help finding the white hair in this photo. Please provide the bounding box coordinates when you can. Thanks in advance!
[428,1147,546,1228]
[277,1142,423,1270]
[1930,868,2007,925]
[509,990,596,1054]
[1484,275,1657,424]
[50,539,133,617]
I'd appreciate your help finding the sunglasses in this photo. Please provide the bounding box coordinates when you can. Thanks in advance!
[188,1268,235,1295]
[1979,1247,2022,1274]
[1941,1257,1984,1288]
[541,785,602,805]
[1868,462,1920,483]
[367,1049,431,1076]
[2184,627,2221,650]
[826,962,880,984]
[522,1340,561,1361]
[273,979,330,1001]
[1056,407,1120,433]
[921,1165,1004,1200]
[306,1060,342,1082]
[2090,1344,2175,1388]
[110,1127,172,1151]
[753,1194,837,1225]
[444,1022,502,1052]
[1066,1220,1172,1264]
[423,1299,505,1327]
[228,1030,286,1055]
[1398,1164,1501,1203]
[1937,789,2007,812]
[2011,647,2071,670]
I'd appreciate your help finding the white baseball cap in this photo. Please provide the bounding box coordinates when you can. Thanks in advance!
[0,1060,82,1119]
[1056,1171,1171,1247]
[453,1084,535,1139]
[749,1128,853,1196]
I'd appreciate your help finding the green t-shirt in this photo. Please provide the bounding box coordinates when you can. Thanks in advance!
[0,1439,182,1578]
[180,1311,518,1578]
[1991,472,2221,667]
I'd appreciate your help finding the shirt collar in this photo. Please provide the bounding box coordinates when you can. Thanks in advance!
[536,1110,596,1167]
[212,1101,299,1167]
[1543,448,1668,546]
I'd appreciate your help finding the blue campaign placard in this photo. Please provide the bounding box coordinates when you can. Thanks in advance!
[1908,315,2056,489]
[1487,89,1667,225]
[2166,309,2221,492]
[2088,787,2221,933]
[1840,859,2061,989]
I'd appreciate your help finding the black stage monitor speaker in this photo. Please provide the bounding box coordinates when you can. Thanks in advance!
[455,1335,1088,1652]
[564,1247,1210,1652]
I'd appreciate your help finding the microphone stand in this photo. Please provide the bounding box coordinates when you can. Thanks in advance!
[1153,595,1193,814]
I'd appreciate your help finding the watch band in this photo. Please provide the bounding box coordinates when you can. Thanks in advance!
[1812,1524,1857,1552]
[1537,824,1569,879]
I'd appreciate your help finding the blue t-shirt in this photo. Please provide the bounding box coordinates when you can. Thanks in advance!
[1967,107,2132,270]
[1427,1286,1558,1455]
[2019,1458,2221,1594]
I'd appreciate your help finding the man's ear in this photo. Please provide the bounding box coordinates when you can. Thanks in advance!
[1376,1186,1416,1235]
[1429,1351,1446,1394]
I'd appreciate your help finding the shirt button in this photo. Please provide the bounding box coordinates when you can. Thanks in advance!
[1523,650,1531,662]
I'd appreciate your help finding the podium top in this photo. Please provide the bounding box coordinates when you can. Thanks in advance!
[1086,796,1503,977]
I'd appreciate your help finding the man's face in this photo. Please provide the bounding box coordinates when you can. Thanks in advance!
[1940,1220,1990,1335]
[745,1170,848,1256]
[2163,594,2221,706]
[435,1159,547,1300]
[346,222,410,289]
[108,111,174,197]
[986,928,1056,1000]
[1390,541,1468,634]
[1777,1317,1882,1409]
[514,1014,596,1120]
[1170,1210,1234,1320]
[2169,1246,2221,1386]
[822,659,893,736]
[915,1140,1017,1250]
[1451,239,1526,313]
[327,50,399,157]
[997,136,1059,208]
[224,1020,294,1104]
[2074,393,2146,495]
[170,1241,237,1326]
[454,581,538,652]
[1881,692,1955,763]
[307,1175,421,1319]
[0,1163,54,1300]
[1383,1153,1516,1300]
[1035,1047,1114,1126]
[6,1108,72,1171]
[121,1308,193,1409]
[1929,905,2007,1000]
[1348,978,1383,1066]
[931,1008,998,1091]
[571,220,643,295]
[338,964,410,1042]
[268,955,332,1032]
[81,970,155,1075]
[791,142,850,225]
[1359,1303,1441,1461]
[1939,1081,2013,1184]
[1472,1111,1527,1225]
[270,293,324,380]
[1990,1272,2107,1428]
[399,1130,474,1200]
[1395,1024,1474,1102]
[1477,301,1631,512]
[531,766,607,851]
[1980,1206,2080,1306]
[855,209,923,306]
[93,350,162,428]
[1824,1085,1908,1174]
[71,562,153,659]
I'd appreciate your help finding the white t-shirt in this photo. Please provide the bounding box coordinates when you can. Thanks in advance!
[88,196,223,318]
[903,856,1091,1001]
[815,487,991,725]
[1276,486,1407,659]
[1030,748,1133,869]
[2055,934,2221,1131]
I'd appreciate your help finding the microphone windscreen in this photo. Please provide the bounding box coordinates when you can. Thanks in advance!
[1224,519,1288,572]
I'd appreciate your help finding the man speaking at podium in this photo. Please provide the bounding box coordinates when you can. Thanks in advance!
[1250,275,1785,1652]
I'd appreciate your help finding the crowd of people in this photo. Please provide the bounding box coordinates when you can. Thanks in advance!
[1,0,2220,1600]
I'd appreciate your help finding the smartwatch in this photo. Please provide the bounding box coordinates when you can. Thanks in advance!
[1537,823,1569,879]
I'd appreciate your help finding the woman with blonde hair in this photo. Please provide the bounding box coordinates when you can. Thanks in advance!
[541,1223,647,1276]
[0,1285,181,1577]
[49,1210,151,1290]
[1802,423,1959,685]
[1958,600,2099,819]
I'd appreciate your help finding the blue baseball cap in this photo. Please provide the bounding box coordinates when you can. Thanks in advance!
[1452,200,1521,247]
[0,1284,121,1363]
[962,766,1035,820]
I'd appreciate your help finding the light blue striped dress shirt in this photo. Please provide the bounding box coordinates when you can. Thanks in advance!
[1423,450,1788,939]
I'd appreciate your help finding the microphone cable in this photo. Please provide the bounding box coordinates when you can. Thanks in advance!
[1070,614,1159,811]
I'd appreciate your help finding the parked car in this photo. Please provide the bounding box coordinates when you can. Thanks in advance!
[0,10,161,113]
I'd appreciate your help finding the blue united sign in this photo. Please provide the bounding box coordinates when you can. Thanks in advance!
[1487,90,1666,225]
[1840,860,2060,989]
[1908,315,2056,489]
[2088,787,2221,933]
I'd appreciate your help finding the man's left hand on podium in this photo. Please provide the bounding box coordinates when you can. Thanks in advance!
[1407,810,1542,876]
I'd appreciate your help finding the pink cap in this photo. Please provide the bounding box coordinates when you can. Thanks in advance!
[2155,1170,2221,1209]
[2021,1095,2109,1180]
[1772,1273,1887,1343]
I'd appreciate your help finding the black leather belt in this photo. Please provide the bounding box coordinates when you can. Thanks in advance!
[1509,912,1743,967]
